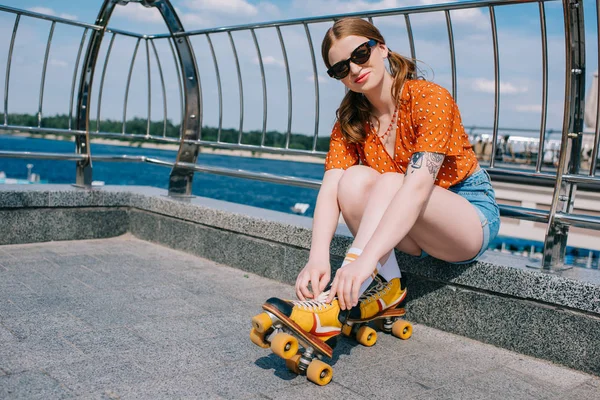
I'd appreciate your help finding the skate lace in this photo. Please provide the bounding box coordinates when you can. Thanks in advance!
[291,291,332,311]
[360,278,391,304]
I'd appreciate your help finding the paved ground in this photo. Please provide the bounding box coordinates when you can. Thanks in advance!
[0,235,598,399]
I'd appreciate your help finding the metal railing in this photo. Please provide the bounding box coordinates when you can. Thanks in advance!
[0,0,600,270]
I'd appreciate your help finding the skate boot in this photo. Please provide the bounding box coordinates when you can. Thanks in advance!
[252,291,344,347]
[348,275,407,321]
[341,275,412,346]
[250,291,346,386]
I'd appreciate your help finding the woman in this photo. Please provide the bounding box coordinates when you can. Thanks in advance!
[258,18,499,339]
[298,17,499,309]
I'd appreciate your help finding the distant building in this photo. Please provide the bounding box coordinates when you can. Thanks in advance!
[583,71,598,167]
[585,70,598,132]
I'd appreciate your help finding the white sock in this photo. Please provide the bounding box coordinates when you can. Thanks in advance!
[341,247,373,295]
[341,247,362,267]
[378,250,401,281]
[340,247,402,298]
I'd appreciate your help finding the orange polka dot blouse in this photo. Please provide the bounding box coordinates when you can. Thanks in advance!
[324,80,479,189]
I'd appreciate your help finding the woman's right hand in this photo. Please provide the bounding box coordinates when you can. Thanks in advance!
[295,258,331,301]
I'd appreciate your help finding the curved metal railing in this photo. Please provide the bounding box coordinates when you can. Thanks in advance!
[0,0,599,270]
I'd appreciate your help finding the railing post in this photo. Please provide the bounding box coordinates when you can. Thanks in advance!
[541,0,585,270]
[74,0,119,187]
[145,0,201,197]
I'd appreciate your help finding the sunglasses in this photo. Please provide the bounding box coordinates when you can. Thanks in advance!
[327,39,378,80]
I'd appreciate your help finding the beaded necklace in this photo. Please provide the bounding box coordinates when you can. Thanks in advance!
[369,101,399,141]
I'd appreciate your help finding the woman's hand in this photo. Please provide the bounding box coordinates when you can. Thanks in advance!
[295,258,331,301]
[325,256,377,310]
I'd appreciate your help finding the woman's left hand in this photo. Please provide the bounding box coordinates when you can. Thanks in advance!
[325,256,377,310]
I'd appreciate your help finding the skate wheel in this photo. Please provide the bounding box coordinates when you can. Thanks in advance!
[271,333,298,360]
[341,323,353,337]
[285,354,302,375]
[356,325,377,347]
[249,328,270,348]
[251,312,273,334]
[391,320,412,340]
[306,359,333,386]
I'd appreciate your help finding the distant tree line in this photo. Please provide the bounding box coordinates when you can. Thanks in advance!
[0,113,330,152]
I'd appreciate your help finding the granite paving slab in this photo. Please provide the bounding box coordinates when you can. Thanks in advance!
[0,236,598,400]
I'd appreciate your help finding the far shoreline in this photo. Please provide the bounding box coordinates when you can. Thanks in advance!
[0,132,326,165]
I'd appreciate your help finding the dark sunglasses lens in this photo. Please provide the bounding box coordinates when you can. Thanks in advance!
[352,44,371,64]
[328,41,374,79]
[332,63,349,79]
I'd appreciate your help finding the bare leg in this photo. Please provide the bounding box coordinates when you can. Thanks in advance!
[338,166,483,263]
[338,166,422,258]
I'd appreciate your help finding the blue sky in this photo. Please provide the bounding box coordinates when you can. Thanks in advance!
[0,0,597,138]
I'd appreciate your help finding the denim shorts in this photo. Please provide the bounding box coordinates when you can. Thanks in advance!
[419,168,501,264]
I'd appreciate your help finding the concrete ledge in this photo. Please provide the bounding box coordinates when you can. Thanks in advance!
[398,251,600,315]
[0,207,128,245]
[1,184,599,376]
[406,275,600,375]
[0,185,353,256]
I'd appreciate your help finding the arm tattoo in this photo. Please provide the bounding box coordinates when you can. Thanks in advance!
[409,152,444,178]
[426,153,445,177]
[409,152,424,172]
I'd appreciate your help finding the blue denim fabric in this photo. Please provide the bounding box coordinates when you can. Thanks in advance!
[418,169,501,263]
[448,168,501,263]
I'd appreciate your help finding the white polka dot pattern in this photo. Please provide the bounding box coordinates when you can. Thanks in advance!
[324,80,478,188]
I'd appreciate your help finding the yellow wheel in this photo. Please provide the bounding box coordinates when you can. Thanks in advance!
[306,359,333,386]
[285,354,302,375]
[391,320,413,340]
[341,323,353,337]
[251,312,273,334]
[249,328,270,348]
[356,325,377,347]
[270,333,299,360]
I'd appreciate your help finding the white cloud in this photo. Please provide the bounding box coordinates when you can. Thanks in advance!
[290,0,487,30]
[515,104,542,113]
[326,0,401,14]
[176,1,280,29]
[299,0,446,14]
[112,3,164,24]
[27,7,77,20]
[61,13,78,20]
[450,8,487,29]
[258,2,281,18]
[49,59,68,68]
[184,0,258,16]
[180,12,212,28]
[256,56,285,67]
[306,74,329,84]
[28,6,54,14]
[291,0,456,16]
[472,78,528,94]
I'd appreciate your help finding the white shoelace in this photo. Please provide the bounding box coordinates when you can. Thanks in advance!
[291,279,393,310]
[359,279,390,304]
[291,290,331,311]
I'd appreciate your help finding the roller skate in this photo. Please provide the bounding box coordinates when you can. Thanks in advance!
[250,276,412,385]
[341,275,412,347]
[250,291,345,386]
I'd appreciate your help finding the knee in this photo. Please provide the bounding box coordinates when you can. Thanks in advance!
[371,172,405,193]
[337,166,377,209]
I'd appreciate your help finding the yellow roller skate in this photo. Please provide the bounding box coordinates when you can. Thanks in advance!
[250,291,345,386]
[341,275,412,346]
